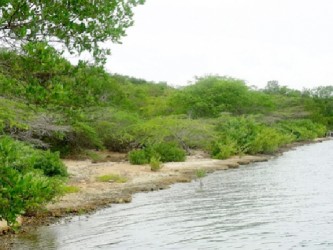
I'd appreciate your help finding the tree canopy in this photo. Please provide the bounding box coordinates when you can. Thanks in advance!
[0,0,145,63]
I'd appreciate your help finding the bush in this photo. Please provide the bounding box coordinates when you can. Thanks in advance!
[277,119,326,141]
[0,166,62,227]
[93,108,139,152]
[0,136,67,177]
[151,142,186,162]
[196,169,207,178]
[31,151,68,177]
[128,150,149,165]
[128,142,186,165]
[71,122,103,151]
[150,156,162,171]
[211,116,297,157]
[211,138,238,159]
[0,136,66,227]
[248,127,292,154]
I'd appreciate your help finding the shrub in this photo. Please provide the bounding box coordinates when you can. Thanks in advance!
[0,136,67,177]
[150,156,162,172]
[128,142,186,165]
[150,142,186,162]
[248,127,292,154]
[71,122,103,151]
[211,138,238,159]
[128,150,149,165]
[212,116,296,157]
[31,151,68,177]
[196,169,207,178]
[0,166,62,227]
[93,109,139,152]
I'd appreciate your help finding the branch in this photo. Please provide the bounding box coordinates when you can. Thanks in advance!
[5,1,27,29]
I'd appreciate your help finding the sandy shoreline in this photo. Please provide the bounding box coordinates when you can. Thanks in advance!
[0,153,270,235]
[0,138,329,239]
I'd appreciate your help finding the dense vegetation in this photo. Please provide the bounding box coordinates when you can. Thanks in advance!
[1,43,332,227]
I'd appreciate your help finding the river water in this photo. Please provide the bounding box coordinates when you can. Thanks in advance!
[10,140,333,249]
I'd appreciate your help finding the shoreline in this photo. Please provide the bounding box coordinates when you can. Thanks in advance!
[1,137,330,239]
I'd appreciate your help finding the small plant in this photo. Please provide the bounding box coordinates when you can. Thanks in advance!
[150,156,162,172]
[62,185,80,194]
[96,174,127,183]
[196,168,207,178]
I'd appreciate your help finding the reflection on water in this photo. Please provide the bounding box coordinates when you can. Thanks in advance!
[10,140,333,249]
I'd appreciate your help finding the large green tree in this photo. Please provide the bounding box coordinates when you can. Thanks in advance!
[0,0,144,62]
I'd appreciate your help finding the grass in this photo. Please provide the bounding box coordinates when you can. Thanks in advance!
[195,168,207,178]
[96,174,128,183]
[62,185,80,194]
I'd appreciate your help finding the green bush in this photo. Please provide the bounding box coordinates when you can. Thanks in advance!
[150,142,186,162]
[93,108,139,152]
[196,168,207,178]
[0,136,67,177]
[0,166,63,227]
[31,151,68,177]
[0,136,66,227]
[71,122,103,151]
[277,119,327,141]
[211,138,238,159]
[150,156,162,171]
[128,150,149,165]
[212,116,297,157]
[248,127,292,154]
[129,142,186,165]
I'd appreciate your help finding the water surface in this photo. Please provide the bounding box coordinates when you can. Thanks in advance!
[11,140,333,249]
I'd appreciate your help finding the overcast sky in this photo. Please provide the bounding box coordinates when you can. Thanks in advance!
[105,0,333,89]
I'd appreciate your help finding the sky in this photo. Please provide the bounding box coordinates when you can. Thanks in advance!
[104,0,333,89]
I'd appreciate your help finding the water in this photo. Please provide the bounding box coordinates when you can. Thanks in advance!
[10,140,333,249]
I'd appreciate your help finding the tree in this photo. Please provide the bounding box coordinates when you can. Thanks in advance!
[0,0,145,63]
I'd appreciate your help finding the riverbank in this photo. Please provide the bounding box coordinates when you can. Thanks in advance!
[0,138,330,240]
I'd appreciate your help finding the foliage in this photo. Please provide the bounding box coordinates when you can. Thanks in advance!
[195,169,207,178]
[92,108,140,152]
[31,151,68,177]
[149,156,162,172]
[129,142,186,165]
[149,142,186,163]
[212,138,238,159]
[0,165,63,227]
[70,122,103,151]
[0,0,145,63]
[0,136,66,226]
[169,76,274,118]
[133,116,216,151]
[212,116,296,158]
[248,126,293,154]
[0,136,67,177]
[277,119,326,141]
[128,150,149,165]
[96,174,127,183]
